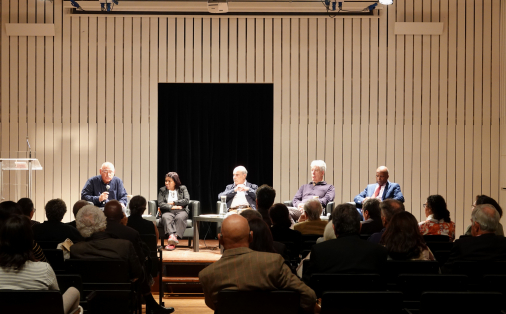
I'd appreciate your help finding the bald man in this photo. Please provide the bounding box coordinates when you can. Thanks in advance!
[199,215,316,312]
[353,166,404,209]
[81,162,128,208]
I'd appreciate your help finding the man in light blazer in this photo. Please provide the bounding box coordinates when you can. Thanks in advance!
[199,214,317,313]
[218,166,258,210]
[354,166,404,209]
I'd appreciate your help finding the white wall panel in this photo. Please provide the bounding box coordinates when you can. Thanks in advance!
[0,0,503,237]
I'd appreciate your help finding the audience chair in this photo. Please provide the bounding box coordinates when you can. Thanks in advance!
[283,200,335,216]
[419,291,503,314]
[422,235,451,242]
[320,291,407,314]
[0,290,66,314]
[383,260,440,285]
[148,199,200,247]
[215,290,300,314]
[310,273,386,298]
[56,274,85,301]
[482,275,506,310]
[43,249,65,273]
[64,259,137,314]
[300,234,321,252]
[359,234,372,241]
[450,261,506,285]
[140,233,165,307]
[432,250,451,267]
[37,241,62,249]
[424,241,453,253]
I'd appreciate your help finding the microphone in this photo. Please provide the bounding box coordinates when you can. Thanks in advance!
[106,185,110,192]
[26,136,32,158]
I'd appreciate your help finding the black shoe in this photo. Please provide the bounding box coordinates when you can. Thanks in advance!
[151,305,175,314]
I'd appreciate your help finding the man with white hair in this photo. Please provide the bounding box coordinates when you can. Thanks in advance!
[289,160,335,222]
[353,166,404,209]
[218,166,258,210]
[81,162,128,208]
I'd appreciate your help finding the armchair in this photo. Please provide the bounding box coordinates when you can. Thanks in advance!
[148,200,201,247]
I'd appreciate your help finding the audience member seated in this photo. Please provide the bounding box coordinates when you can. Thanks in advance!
[360,198,383,235]
[444,204,506,273]
[240,209,262,221]
[464,195,504,236]
[33,199,83,244]
[71,205,174,313]
[294,199,328,235]
[127,195,159,238]
[368,199,405,244]
[198,215,317,313]
[383,211,434,260]
[255,184,276,226]
[0,201,46,262]
[419,195,456,241]
[269,203,303,253]
[17,197,40,227]
[0,214,81,314]
[103,200,145,262]
[248,217,285,257]
[66,200,89,228]
[303,203,387,283]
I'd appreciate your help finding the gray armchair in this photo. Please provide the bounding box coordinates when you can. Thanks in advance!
[148,200,201,247]
[283,200,335,216]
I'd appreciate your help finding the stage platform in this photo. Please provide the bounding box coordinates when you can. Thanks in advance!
[161,239,222,263]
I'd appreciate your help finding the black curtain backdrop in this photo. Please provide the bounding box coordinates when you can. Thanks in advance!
[158,83,273,218]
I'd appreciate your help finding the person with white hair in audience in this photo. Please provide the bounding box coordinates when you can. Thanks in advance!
[218,166,258,210]
[444,204,506,273]
[289,160,335,222]
[294,199,328,235]
[71,205,174,313]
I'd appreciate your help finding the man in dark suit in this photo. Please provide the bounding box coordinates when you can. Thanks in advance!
[354,166,404,209]
[444,204,506,273]
[303,203,387,284]
[199,214,316,312]
[368,199,405,244]
[33,198,83,243]
[360,198,384,235]
[218,166,258,210]
[255,184,276,226]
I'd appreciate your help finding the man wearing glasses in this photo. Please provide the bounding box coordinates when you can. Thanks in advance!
[81,162,128,208]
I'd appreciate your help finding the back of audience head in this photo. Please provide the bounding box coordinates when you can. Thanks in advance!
[475,195,503,218]
[17,198,35,218]
[362,198,381,220]
[256,184,276,210]
[248,218,276,254]
[219,214,252,250]
[0,201,23,223]
[73,200,89,220]
[103,200,123,221]
[0,214,35,270]
[304,199,323,221]
[332,203,360,237]
[380,199,405,227]
[471,204,500,235]
[382,211,427,260]
[129,195,147,216]
[45,199,67,222]
[240,209,262,221]
[76,205,107,238]
[426,195,451,222]
[269,203,292,228]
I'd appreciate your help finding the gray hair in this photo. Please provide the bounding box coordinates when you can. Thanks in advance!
[101,162,115,170]
[472,204,500,232]
[310,160,326,173]
[304,199,323,221]
[76,205,107,238]
[233,166,248,175]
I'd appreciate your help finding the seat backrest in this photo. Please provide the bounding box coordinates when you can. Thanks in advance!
[43,249,65,272]
[423,235,450,242]
[310,273,386,298]
[425,241,453,252]
[56,274,84,301]
[139,234,157,252]
[65,259,130,283]
[0,290,64,314]
[321,291,404,314]
[420,291,503,314]
[384,260,440,276]
[397,274,468,300]
[216,290,300,314]
[37,241,61,249]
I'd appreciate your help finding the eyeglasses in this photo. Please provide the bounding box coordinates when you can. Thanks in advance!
[101,170,114,174]
[423,204,427,208]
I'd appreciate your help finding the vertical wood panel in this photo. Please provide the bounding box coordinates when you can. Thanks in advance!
[334,19,344,203]
[131,17,141,196]
[211,18,220,82]
[228,18,237,83]
[256,18,264,82]
[360,19,370,191]
[342,19,352,201]
[316,19,326,161]
[149,17,158,200]
[122,17,133,193]
[281,18,290,202]
[490,0,500,202]
[220,19,228,82]
[350,18,361,197]
[272,18,282,201]
[299,19,309,186]
[325,19,335,187]
[201,18,210,83]
[140,17,150,198]
[290,18,300,197]
[246,18,255,83]
[115,18,124,182]
[176,18,185,82]
[194,18,202,83]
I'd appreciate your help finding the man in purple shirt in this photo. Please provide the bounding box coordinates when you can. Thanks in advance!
[289,160,335,222]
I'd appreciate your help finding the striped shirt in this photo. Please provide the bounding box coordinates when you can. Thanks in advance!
[0,261,58,290]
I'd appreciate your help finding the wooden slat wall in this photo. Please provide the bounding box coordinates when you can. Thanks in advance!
[0,0,503,237]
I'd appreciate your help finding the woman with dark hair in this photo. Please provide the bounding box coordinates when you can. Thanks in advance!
[419,195,456,241]
[269,203,302,252]
[383,211,434,260]
[158,172,190,251]
[0,201,46,262]
[464,195,505,236]
[127,195,159,238]
[248,218,277,254]
[0,215,81,314]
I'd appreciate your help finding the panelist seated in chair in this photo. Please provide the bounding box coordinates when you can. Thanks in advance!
[218,166,258,210]
[81,162,128,209]
[353,166,404,210]
[158,172,190,251]
[288,160,335,222]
